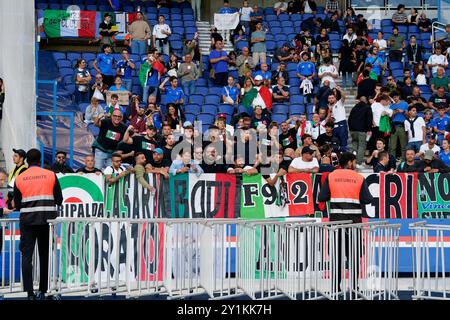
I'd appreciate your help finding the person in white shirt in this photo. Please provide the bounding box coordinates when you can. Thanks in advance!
[239,0,253,32]
[274,0,288,15]
[318,57,338,88]
[404,105,426,153]
[342,26,356,45]
[370,94,393,152]
[310,113,327,141]
[288,146,319,173]
[419,133,441,156]
[103,153,132,185]
[152,15,172,56]
[427,46,448,77]
[327,87,348,151]
[373,31,387,52]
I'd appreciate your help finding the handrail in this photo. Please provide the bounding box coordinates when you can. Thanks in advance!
[432,21,447,50]
[36,80,58,162]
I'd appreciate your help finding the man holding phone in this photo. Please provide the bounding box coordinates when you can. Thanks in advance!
[169,150,204,176]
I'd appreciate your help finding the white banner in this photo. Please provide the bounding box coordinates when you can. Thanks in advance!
[214,12,240,30]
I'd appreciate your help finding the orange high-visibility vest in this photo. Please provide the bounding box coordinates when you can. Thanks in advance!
[15,166,58,225]
[327,169,364,215]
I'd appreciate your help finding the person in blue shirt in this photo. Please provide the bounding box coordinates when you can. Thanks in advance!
[169,149,203,177]
[109,76,128,92]
[159,76,185,106]
[440,138,450,166]
[433,107,450,145]
[253,63,272,86]
[219,0,235,13]
[116,49,136,92]
[140,51,161,105]
[296,52,316,80]
[93,44,116,87]
[364,46,383,82]
[389,91,408,160]
[221,76,240,105]
[209,40,229,86]
[108,0,121,11]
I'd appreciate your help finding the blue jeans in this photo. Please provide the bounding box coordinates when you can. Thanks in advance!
[94,148,112,170]
[182,80,196,96]
[143,86,158,104]
[406,141,422,153]
[75,89,90,104]
[131,40,147,56]
[333,120,349,152]
[122,78,133,92]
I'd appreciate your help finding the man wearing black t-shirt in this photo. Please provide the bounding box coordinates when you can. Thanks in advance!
[200,145,229,173]
[251,105,271,129]
[279,121,297,150]
[76,155,102,174]
[123,124,160,163]
[316,121,340,153]
[93,110,127,170]
[147,148,171,179]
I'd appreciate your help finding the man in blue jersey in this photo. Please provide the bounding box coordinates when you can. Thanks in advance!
[93,44,116,87]
[116,49,136,92]
[296,52,316,81]
[159,76,185,106]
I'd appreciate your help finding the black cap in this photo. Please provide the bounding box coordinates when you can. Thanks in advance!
[301,146,315,155]
[104,13,112,18]
[13,149,26,159]
[427,132,437,140]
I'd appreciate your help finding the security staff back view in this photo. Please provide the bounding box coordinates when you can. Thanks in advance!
[13,149,63,300]
[318,152,373,223]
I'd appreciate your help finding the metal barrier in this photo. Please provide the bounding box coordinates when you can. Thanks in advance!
[45,218,401,300]
[410,222,450,300]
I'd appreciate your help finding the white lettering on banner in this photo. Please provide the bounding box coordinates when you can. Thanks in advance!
[214,13,240,30]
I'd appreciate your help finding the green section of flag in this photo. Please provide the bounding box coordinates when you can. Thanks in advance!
[43,10,69,38]
[169,174,190,218]
[417,173,450,216]
[240,174,265,219]
[105,174,129,218]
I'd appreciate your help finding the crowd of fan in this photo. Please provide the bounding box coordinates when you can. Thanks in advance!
[40,0,450,190]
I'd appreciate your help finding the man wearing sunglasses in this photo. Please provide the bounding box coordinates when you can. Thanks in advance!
[50,151,74,174]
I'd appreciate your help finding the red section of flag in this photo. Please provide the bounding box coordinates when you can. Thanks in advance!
[213,174,237,218]
[139,222,164,281]
[318,172,329,212]
[259,86,272,110]
[127,13,138,25]
[285,173,314,216]
[78,11,97,38]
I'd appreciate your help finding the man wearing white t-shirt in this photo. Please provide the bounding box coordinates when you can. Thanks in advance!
[239,1,253,33]
[152,15,172,56]
[419,133,441,156]
[370,94,393,152]
[328,87,348,151]
[103,153,132,185]
[427,46,448,77]
[288,147,319,173]
[404,105,426,153]
[373,31,387,52]
[318,57,338,89]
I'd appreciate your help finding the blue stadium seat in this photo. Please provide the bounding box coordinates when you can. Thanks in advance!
[196,78,207,87]
[52,52,66,61]
[422,93,432,101]
[328,33,340,41]
[389,62,403,71]
[67,52,81,62]
[397,25,408,34]
[205,94,221,105]
[289,87,300,95]
[282,27,294,35]
[272,114,288,124]
[302,13,314,20]
[330,40,342,53]
[265,15,277,22]
[184,20,196,27]
[59,67,74,79]
[200,104,217,116]
[57,59,73,69]
[170,40,183,51]
[278,14,290,21]
[198,113,215,124]
[172,20,183,27]
[270,27,282,35]
[185,113,196,123]
[269,21,281,28]
[290,103,306,114]
[235,41,249,52]
[290,14,302,21]
[306,104,315,114]
[381,19,392,27]
[272,104,289,114]
[189,94,204,104]
[418,85,432,93]
[185,104,201,114]
[419,33,431,41]
[218,104,234,115]
[171,14,182,21]
[88,124,100,137]
[281,20,293,28]
[173,27,185,35]
[408,25,419,34]
[49,3,61,9]
[291,94,304,104]
[194,87,208,96]
[208,87,222,95]
[266,41,276,53]
[289,77,301,87]
[286,63,297,72]
[78,103,90,114]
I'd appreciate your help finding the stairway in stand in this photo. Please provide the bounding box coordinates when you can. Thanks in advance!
[196,21,234,56]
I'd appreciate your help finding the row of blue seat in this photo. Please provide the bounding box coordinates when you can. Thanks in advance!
[36,0,193,8]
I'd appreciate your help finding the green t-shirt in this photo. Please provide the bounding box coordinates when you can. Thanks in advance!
[431,76,450,92]
[388,34,405,51]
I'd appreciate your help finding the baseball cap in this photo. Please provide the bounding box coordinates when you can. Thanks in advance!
[427,132,437,140]
[154,148,164,155]
[183,121,193,128]
[254,75,263,81]
[301,146,315,155]
[104,13,112,17]
[216,113,227,119]
[13,148,26,159]
[424,150,434,161]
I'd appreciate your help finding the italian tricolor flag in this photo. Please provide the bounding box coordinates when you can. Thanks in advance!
[43,10,97,38]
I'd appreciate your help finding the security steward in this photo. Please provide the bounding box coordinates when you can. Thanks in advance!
[14,149,63,300]
[318,152,374,296]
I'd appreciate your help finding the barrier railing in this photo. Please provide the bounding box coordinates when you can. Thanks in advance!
[410,221,450,300]
[44,218,401,300]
